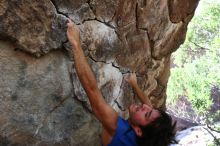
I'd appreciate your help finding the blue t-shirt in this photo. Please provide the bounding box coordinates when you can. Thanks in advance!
[107,117,138,146]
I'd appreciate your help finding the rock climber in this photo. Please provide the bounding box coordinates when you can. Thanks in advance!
[66,18,176,146]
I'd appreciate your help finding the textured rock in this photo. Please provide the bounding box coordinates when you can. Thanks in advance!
[168,0,200,23]
[0,0,199,145]
[0,41,100,146]
[170,124,220,146]
[0,0,67,56]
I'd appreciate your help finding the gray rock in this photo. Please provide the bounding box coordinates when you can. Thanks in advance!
[170,124,220,146]
[0,41,100,145]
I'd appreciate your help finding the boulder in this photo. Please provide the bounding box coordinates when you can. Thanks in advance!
[0,0,199,145]
[170,124,220,146]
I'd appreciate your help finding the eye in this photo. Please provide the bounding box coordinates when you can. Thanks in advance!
[145,113,149,119]
[149,110,152,117]
[145,110,152,118]
[145,113,148,118]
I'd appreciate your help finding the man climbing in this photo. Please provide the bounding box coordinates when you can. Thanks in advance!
[67,18,176,146]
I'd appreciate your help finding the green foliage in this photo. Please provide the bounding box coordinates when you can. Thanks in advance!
[167,0,220,114]
[173,0,220,66]
[208,140,220,146]
[207,110,220,124]
[187,0,220,47]
[167,61,214,113]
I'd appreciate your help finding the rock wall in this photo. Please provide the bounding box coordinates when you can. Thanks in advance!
[0,0,199,145]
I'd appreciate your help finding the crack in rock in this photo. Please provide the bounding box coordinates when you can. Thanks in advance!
[88,54,111,64]
[87,0,96,18]
[111,76,126,111]
[135,2,139,29]
[34,96,70,136]
[73,95,92,113]
[114,99,126,111]
[82,18,115,29]
[88,54,131,74]
[50,0,69,18]
[85,0,116,29]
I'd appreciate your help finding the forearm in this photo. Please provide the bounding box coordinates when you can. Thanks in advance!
[67,19,118,134]
[131,82,152,107]
[72,45,97,90]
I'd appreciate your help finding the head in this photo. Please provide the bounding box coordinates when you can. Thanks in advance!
[128,104,176,146]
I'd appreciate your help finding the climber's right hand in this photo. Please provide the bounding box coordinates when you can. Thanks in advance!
[67,18,80,48]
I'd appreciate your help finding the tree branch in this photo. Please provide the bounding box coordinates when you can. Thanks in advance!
[189,40,209,50]
[203,127,220,146]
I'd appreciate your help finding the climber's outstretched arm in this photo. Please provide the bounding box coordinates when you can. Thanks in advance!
[125,73,152,107]
[67,19,118,135]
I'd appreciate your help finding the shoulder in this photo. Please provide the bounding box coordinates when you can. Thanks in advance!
[116,117,131,133]
[105,117,138,146]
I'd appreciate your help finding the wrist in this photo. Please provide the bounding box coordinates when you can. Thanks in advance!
[130,81,138,87]
[71,42,80,49]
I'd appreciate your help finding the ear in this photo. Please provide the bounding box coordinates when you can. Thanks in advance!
[133,126,143,137]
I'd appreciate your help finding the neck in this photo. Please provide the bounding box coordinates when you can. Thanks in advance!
[128,118,137,130]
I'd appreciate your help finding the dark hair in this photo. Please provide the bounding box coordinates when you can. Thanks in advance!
[136,109,177,146]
